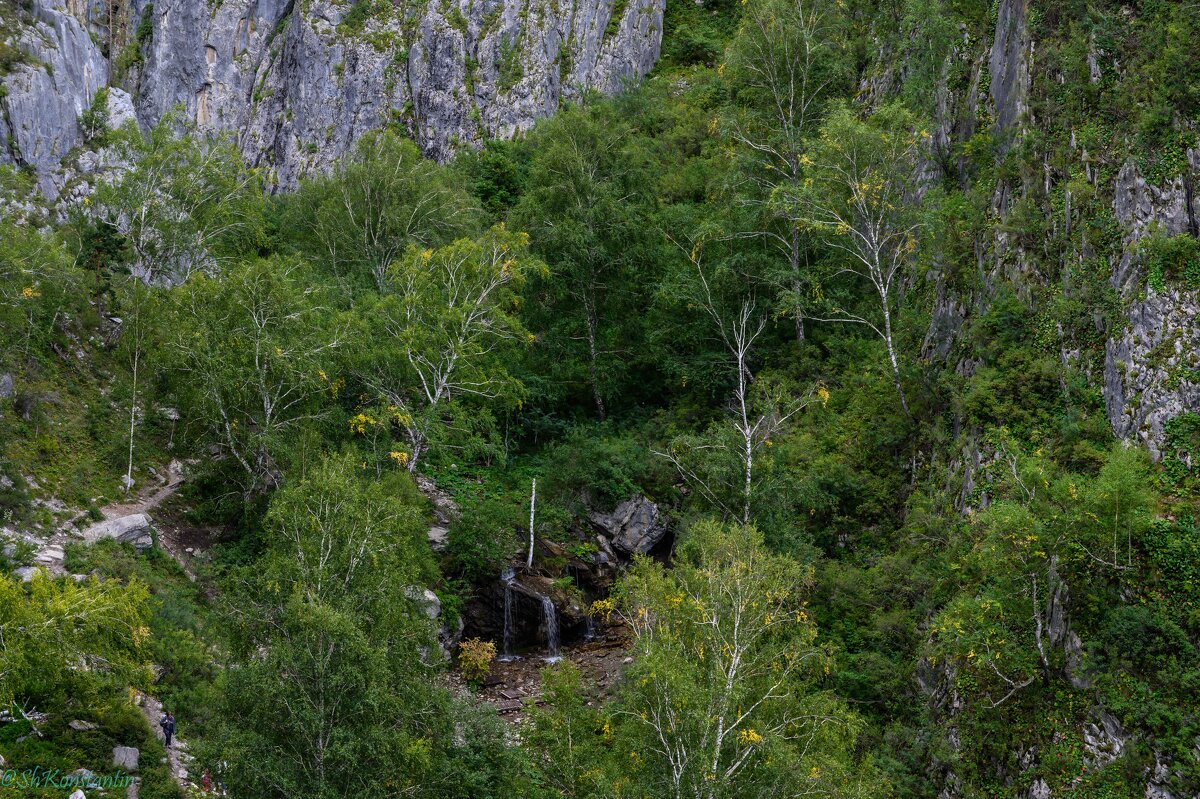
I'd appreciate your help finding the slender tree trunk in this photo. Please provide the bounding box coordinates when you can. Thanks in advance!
[527,477,536,569]
[881,302,910,417]
[584,289,606,421]
[790,223,805,345]
[125,344,139,494]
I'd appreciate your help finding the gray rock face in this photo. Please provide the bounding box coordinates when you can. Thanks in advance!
[4,0,663,195]
[0,0,108,197]
[589,495,668,554]
[1025,779,1051,799]
[1082,711,1127,769]
[0,373,13,399]
[416,474,458,552]
[83,513,155,550]
[988,0,1030,150]
[1103,152,1200,458]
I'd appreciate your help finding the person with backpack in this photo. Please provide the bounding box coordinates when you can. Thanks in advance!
[160,711,176,749]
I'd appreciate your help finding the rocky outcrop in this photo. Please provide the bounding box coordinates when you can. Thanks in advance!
[988,0,1030,150]
[588,495,669,555]
[2,0,663,196]
[82,513,155,550]
[0,0,108,197]
[1103,152,1200,458]
[112,745,139,771]
[416,474,457,552]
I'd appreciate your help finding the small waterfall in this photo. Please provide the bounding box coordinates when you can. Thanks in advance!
[583,615,597,641]
[541,595,561,662]
[499,568,518,661]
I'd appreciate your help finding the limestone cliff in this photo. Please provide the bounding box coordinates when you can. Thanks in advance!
[0,0,663,195]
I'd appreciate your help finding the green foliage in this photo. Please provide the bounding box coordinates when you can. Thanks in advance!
[282,130,481,292]
[361,224,542,471]
[95,116,265,282]
[1140,230,1200,292]
[79,86,110,145]
[0,570,152,709]
[159,256,341,498]
[446,494,522,581]
[497,32,524,92]
[606,521,888,797]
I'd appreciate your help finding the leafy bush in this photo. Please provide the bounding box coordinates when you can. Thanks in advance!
[1100,606,1195,678]
[446,495,522,582]
[458,637,497,686]
[1140,231,1200,291]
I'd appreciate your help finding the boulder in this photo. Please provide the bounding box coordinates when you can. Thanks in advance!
[14,566,36,582]
[83,514,154,551]
[407,587,442,621]
[69,719,99,731]
[112,746,139,771]
[0,372,13,399]
[68,790,86,799]
[1026,779,1051,799]
[588,496,669,555]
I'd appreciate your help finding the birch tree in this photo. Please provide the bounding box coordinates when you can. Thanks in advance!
[163,256,340,499]
[512,104,657,419]
[217,455,447,799]
[367,224,543,472]
[659,238,822,525]
[289,131,481,292]
[775,102,927,415]
[96,117,264,284]
[723,0,846,345]
[611,521,880,799]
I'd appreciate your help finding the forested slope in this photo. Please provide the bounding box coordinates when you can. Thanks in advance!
[2,0,1200,798]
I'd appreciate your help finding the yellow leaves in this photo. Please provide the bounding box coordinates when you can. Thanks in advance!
[348,412,377,435]
[799,153,813,167]
[809,766,821,780]
[20,286,40,300]
[738,728,764,745]
[816,384,830,406]
[389,450,410,467]
[525,332,536,345]
[421,248,434,261]
[591,597,616,622]
[132,625,151,646]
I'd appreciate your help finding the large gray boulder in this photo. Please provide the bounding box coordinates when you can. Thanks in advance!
[82,514,154,551]
[589,496,668,555]
[112,745,139,771]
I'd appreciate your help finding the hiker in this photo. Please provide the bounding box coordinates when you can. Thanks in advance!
[160,711,176,749]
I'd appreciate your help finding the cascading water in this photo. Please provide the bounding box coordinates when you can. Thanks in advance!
[541,595,561,662]
[583,615,597,642]
[498,568,518,661]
